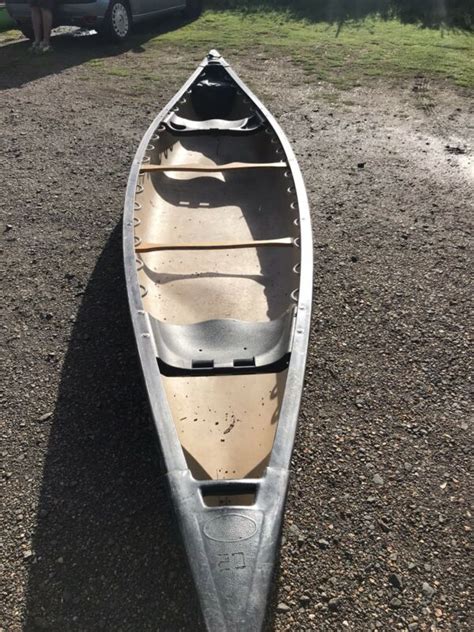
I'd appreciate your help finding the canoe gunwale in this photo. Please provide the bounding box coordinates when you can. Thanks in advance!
[220,59,313,474]
[123,50,313,631]
[123,62,204,474]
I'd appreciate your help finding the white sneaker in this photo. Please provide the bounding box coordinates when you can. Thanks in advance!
[28,41,41,53]
[39,42,54,53]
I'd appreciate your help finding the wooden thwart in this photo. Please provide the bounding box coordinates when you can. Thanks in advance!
[136,237,294,253]
[140,161,288,173]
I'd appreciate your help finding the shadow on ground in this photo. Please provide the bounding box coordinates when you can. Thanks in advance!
[0,14,191,91]
[24,223,204,631]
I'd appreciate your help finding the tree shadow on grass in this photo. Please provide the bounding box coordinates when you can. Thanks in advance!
[24,222,205,631]
[0,14,192,91]
[206,0,473,30]
[209,0,388,23]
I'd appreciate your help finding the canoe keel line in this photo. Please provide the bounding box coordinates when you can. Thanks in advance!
[123,51,313,630]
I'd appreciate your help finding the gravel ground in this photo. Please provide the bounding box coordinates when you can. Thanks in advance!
[1,25,472,632]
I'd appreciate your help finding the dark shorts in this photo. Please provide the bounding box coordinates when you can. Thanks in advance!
[30,0,55,9]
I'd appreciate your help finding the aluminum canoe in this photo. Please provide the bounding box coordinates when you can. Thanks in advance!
[123,50,313,631]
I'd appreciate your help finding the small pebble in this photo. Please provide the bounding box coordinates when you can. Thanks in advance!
[328,597,342,612]
[38,412,53,423]
[388,573,403,591]
[373,474,384,486]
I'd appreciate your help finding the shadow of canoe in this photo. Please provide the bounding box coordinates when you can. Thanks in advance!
[24,222,205,631]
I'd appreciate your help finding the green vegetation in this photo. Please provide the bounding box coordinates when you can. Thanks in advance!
[141,74,161,82]
[0,4,471,89]
[105,67,131,77]
[0,7,15,32]
[206,0,473,30]
[155,9,473,88]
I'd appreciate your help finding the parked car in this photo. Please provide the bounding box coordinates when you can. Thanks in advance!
[5,0,201,42]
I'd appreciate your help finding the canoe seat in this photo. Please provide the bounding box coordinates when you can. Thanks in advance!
[164,112,266,135]
[148,308,295,371]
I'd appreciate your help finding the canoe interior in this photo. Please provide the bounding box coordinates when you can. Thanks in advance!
[133,64,302,491]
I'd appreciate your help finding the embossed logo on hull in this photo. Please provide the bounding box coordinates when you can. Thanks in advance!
[203,513,257,543]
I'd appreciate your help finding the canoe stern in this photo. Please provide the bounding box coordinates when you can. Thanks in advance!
[167,467,289,632]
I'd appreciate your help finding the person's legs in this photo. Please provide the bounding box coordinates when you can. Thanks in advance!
[40,7,53,46]
[30,6,42,45]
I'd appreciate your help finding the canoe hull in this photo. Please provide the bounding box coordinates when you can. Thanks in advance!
[168,467,288,630]
[124,51,313,631]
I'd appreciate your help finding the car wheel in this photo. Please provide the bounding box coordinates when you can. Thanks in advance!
[184,0,202,19]
[18,22,35,41]
[99,0,131,43]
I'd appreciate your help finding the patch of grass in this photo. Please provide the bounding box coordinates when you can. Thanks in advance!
[86,58,104,68]
[153,10,474,88]
[141,74,161,82]
[84,59,134,78]
[0,15,22,45]
[0,28,21,43]
[106,67,131,77]
[318,91,341,104]
[205,0,473,30]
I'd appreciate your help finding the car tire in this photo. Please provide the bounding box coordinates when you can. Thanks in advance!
[99,0,131,43]
[18,22,35,41]
[184,0,202,19]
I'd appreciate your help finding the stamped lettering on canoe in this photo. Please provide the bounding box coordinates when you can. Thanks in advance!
[217,552,246,572]
[203,513,257,542]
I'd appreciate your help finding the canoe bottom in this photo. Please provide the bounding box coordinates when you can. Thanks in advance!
[162,370,288,481]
